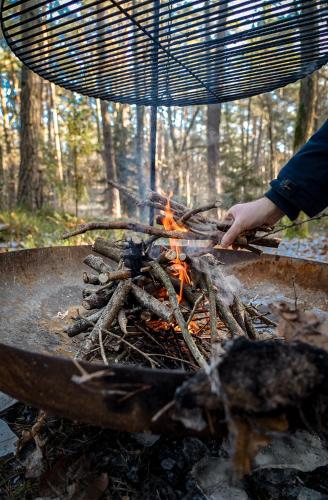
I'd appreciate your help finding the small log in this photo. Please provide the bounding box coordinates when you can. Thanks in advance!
[79,279,132,358]
[162,249,177,262]
[98,265,151,285]
[92,238,122,262]
[82,288,95,299]
[83,254,111,274]
[150,261,207,368]
[83,272,100,285]
[98,269,132,285]
[64,309,103,337]
[82,287,114,310]
[131,284,173,322]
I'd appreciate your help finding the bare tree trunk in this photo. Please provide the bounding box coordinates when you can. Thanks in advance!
[293,74,317,153]
[289,1,319,236]
[255,114,263,176]
[205,1,227,208]
[265,94,277,179]
[294,0,319,152]
[206,103,222,201]
[73,143,79,218]
[50,83,64,184]
[100,100,121,218]
[0,83,16,208]
[168,106,180,194]
[0,145,4,209]
[96,99,102,145]
[49,83,64,209]
[136,105,147,222]
[17,65,42,209]
[244,97,252,167]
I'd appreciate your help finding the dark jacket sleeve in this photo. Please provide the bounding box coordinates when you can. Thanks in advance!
[265,119,328,220]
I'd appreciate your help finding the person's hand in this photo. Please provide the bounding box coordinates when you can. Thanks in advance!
[220,197,284,248]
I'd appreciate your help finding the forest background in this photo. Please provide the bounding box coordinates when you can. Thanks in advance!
[0,32,327,251]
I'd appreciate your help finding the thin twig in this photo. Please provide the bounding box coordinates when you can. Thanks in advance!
[250,212,328,242]
[99,328,109,365]
[152,400,175,422]
[108,179,141,204]
[187,292,204,325]
[246,305,277,327]
[79,319,160,368]
[149,353,199,368]
[178,201,222,223]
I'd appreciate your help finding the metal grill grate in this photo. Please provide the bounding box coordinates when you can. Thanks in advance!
[1,0,327,106]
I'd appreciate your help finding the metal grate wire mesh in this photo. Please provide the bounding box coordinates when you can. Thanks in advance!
[1,0,328,106]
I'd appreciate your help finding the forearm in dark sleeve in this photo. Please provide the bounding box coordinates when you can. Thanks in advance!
[265,119,328,220]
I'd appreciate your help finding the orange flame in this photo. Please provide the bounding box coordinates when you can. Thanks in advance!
[162,193,191,303]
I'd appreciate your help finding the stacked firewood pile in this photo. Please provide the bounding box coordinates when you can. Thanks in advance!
[62,191,280,369]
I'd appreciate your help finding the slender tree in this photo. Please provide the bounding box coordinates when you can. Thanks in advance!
[17,65,43,209]
[0,144,4,210]
[293,74,317,153]
[206,1,227,207]
[135,105,147,222]
[100,100,121,217]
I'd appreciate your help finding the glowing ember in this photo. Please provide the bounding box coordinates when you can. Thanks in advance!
[146,319,171,331]
[154,287,169,300]
[162,193,191,303]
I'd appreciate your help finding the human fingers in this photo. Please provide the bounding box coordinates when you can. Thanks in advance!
[221,217,243,248]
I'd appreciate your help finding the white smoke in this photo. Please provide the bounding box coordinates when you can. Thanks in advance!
[191,253,242,307]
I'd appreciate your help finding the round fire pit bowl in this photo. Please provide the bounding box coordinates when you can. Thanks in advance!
[0,246,327,435]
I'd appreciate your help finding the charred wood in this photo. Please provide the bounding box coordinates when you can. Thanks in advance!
[131,284,173,322]
[83,254,112,274]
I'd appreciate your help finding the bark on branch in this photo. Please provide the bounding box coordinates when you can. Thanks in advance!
[150,261,207,368]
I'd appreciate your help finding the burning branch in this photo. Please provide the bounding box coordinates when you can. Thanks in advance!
[62,190,281,252]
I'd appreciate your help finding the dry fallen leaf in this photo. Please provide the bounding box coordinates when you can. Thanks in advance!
[229,414,288,479]
[273,302,328,351]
